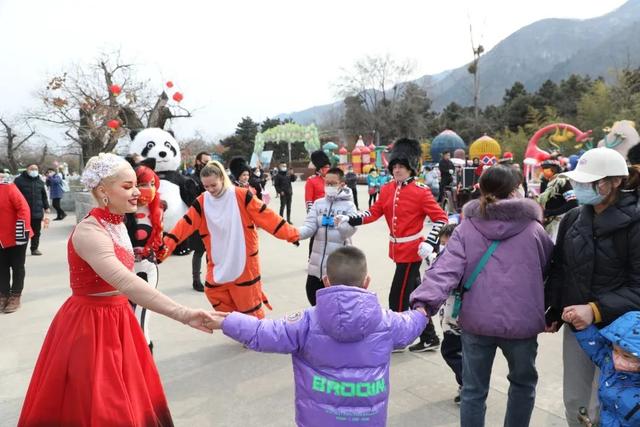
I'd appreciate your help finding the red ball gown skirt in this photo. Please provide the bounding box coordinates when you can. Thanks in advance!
[18,295,173,427]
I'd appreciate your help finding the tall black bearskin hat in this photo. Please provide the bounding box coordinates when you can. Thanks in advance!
[310,150,331,170]
[388,138,422,176]
[628,143,640,166]
[540,159,562,174]
[229,157,251,181]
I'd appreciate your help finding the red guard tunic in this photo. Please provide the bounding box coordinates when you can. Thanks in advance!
[352,177,448,263]
[304,173,325,211]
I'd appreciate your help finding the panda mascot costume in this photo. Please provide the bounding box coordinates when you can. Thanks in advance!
[129,128,198,255]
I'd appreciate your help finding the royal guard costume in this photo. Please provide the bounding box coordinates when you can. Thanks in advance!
[229,156,256,195]
[125,163,164,352]
[305,150,331,212]
[538,159,577,242]
[348,138,448,350]
[159,177,299,318]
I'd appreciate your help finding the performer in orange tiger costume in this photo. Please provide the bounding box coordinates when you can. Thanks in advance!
[157,160,299,318]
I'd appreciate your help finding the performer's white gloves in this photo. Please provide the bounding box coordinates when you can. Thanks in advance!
[418,242,434,259]
[426,251,438,265]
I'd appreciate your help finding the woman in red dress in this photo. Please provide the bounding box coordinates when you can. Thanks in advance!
[19,153,215,427]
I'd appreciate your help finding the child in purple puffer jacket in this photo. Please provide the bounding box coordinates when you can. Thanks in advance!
[210,246,427,427]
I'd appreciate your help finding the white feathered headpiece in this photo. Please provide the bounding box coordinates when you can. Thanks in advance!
[81,153,128,190]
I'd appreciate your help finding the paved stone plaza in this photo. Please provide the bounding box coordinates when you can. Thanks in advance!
[1,182,567,426]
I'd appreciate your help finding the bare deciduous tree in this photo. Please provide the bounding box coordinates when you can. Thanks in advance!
[336,54,415,112]
[179,133,215,165]
[31,51,193,167]
[467,24,485,123]
[335,54,415,143]
[0,118,36,173]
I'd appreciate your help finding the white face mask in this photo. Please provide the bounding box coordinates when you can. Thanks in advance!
[279,167,287,172]
[28,170,39,178]
[325,186,339,198]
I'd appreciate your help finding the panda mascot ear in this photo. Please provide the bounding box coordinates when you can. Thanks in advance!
[129,128,142,141]
[124,154,138,168]
[140,157,157,170]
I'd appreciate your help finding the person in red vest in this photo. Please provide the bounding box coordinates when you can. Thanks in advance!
[305,150,331,257]
[305,150,331,212]
[344,138,449,352]
[0,172,32,313]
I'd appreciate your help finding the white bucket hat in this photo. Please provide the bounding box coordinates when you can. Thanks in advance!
[560,147,628,183]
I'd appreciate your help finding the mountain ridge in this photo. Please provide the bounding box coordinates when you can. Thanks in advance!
[276,0,640,125]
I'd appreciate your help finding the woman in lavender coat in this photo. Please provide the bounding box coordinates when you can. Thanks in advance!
[410,165,554,427]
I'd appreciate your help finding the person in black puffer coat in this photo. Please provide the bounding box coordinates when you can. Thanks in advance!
[273,162,297,223]
[14,165,50,256]
[546,147,640,427]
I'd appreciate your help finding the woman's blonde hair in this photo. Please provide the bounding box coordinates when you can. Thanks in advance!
[200,160,232,190]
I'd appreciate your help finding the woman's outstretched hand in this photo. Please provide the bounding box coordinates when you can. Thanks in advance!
[185,309,224,333]
[203,311,230,330]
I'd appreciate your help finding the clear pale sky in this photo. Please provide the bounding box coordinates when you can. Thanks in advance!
[0,0,627,144]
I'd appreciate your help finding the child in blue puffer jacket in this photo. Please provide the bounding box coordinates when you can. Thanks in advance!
[209,246,428,427]
[564,310,640,427]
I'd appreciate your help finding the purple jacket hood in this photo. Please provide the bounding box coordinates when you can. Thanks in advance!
[411,197,554,339]
[462,197,543,240]
[315,285,383,343]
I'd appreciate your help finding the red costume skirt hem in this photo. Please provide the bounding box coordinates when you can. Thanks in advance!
[18,295,173,427]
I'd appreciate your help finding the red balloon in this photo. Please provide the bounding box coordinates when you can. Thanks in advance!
[109,84,121,96]
[107,119,120,129]
[172,92,183,102]
[166,81,174,88]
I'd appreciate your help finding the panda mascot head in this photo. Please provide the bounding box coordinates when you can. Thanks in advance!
[129,128,181,173]
[128,128,195,257]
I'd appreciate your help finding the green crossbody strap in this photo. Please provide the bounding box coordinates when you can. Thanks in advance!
[462,240,500,292]
[450,240,501,320]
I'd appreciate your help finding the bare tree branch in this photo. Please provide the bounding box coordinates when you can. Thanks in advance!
[14,130,35,151]
[65,130,81,144]
[0,117,37,172]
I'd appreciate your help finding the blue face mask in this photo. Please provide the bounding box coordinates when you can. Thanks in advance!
[572,182,604,205]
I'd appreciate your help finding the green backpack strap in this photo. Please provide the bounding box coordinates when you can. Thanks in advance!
[451,240,500,319]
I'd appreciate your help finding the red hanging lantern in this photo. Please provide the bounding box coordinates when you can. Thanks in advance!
[166,81,174,88]
[107,119,120,130]
[109,84,122,96]
[172,92,183,102]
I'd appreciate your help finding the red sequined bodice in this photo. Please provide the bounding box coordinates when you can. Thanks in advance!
[68,208,135,296]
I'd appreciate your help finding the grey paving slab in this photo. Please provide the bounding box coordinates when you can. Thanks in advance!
[0,182,567,426]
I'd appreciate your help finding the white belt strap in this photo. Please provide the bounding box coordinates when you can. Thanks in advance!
[389,231,423,244]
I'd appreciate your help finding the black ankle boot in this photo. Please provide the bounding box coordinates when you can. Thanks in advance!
[192,279,205,292]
